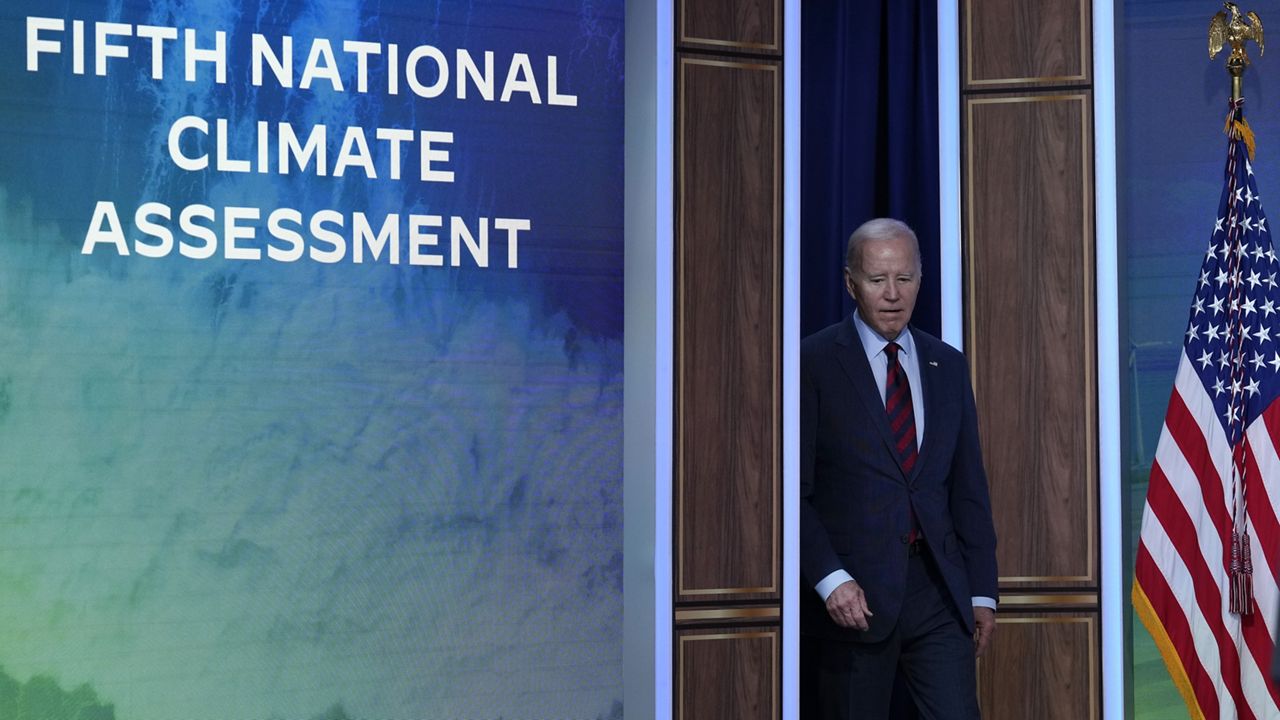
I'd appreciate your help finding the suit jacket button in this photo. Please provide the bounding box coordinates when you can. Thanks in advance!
[900,534,910,544]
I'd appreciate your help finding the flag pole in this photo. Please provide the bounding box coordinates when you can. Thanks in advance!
[1208,2,1265,616]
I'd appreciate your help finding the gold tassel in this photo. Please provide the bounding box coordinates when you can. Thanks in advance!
[1223,104,1258,161]
[1237,118,1258,161]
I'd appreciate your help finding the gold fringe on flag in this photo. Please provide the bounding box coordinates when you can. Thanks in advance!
[1237,117,1257,161]
[1224,108,1257,161]
[1132,580,1207,720]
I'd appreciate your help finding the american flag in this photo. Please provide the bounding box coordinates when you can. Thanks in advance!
[1133,102,1280,719]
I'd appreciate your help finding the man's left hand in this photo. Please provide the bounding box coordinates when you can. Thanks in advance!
[973,606,996,657]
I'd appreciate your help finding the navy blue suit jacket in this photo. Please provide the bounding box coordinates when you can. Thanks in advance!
[800,317,998,642]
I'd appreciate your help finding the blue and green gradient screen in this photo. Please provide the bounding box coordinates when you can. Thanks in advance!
[0,1,624,718]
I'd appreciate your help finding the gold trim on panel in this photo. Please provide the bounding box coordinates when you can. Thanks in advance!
[680,586,777,596]
[674,606,781,622]
[964,94,1097,586]
[679,36,780,52]
[676,58,781,598]
[1001,575,1093,583]
[679,0,781,53]
[964,0,1090,87]
[977,615,1099,720]
[999,593,1098,607]
[679,58,778,72]
[678,630,779,720]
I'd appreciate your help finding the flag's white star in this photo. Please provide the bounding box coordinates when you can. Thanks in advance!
[1207,323,1223,342]
[1244,297,1258,316]
[1199,348,1215,369]
[1214,377,1227,396]
[1260,216,1268,234]
[1193,296,1206,315]
[1269,352,1280,372]
[1244,217,1256,233]
[1237,187,1246,204]
[1220,349,1232,368]
[1264,298,1277,318]
[1229,404,1242,423]
[1186,323,1200,342]
[1257,324,1273,344]
[1254,244,1267,262]
[1216,217,1226,234]
[1247,378,1261,397]
[1248,158,1255,176]
[1217,268,1231,287]
[1253,351,1267,371]
[1248,270,1263,290]
[1211,296,1226,315]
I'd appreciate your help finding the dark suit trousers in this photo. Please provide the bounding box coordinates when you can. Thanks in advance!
[814,547,980,720]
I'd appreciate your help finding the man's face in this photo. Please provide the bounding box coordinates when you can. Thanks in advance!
[844,235,921,340]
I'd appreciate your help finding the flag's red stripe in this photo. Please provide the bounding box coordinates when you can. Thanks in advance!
[1254,402,1280,587]
[1165,389,1234,545]
[1242,418,1280,588]
[1146,460,1256,720]
[1238,433,1280,709]
[1136,540,1222,719]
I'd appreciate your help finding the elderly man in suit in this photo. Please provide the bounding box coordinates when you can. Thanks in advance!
[801,218,999,719]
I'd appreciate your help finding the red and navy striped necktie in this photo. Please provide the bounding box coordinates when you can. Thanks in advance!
[884,342,918,473]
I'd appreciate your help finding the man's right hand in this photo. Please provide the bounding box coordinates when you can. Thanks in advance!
[825,579,874,631]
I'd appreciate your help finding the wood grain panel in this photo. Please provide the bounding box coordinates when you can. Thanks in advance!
[676,58,780,599]
[965,0,1090,87]
[677,628,778,720]
[965,94,1095,586]
[977,614,1098,720]
[679,0,780,53]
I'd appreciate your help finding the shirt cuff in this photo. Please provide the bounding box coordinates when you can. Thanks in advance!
[972,596,997,611]
[815,570,854,601]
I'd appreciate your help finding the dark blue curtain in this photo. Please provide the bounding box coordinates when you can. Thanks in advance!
[800,4,939,718]
[801,0,940,339]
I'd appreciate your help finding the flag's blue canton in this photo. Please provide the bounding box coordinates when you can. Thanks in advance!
[1186,136,1280,443]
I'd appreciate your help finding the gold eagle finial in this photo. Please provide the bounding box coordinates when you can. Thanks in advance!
[1210,3,1264,102]
[1210,2,1264,66]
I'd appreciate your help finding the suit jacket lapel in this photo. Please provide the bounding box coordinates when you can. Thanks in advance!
[833,319,907,478]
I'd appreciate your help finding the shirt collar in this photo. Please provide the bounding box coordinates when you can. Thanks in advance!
[851,310,914,359]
